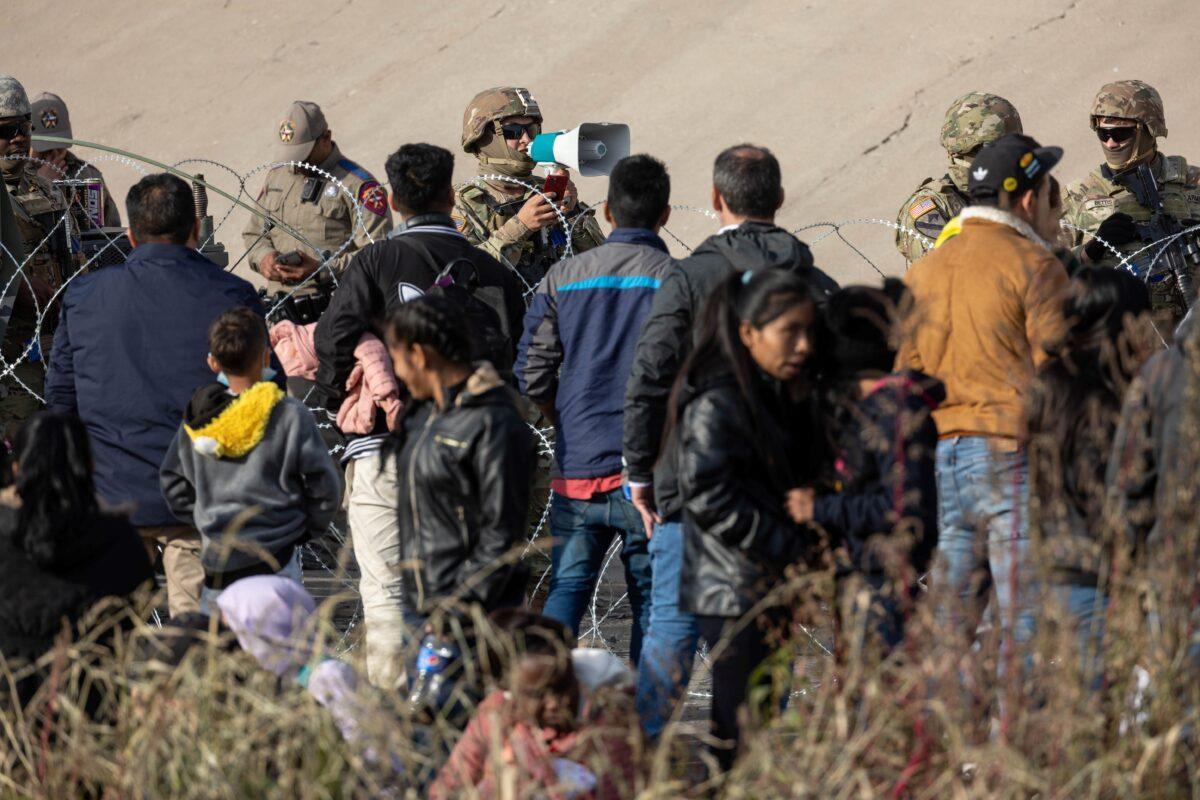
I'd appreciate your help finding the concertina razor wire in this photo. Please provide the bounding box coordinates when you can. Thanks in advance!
[10,137,1199,677]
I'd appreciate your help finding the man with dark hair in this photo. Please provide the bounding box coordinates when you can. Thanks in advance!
[46,172,281,617]
[623,143,837,739]
[515,154,674,664]
[898,133,1069,671]
[313,142,524,689]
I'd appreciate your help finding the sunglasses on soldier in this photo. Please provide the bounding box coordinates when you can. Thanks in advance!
[500,121,541,141]
[1096,126,1137,144]
[0,118,31,141]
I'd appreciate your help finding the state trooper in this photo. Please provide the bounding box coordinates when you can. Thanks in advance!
[29,91,122,228]
[241,100,392,315]
[1064,80,1200,325]
[453,87,604,291]
[895,92,1023,264]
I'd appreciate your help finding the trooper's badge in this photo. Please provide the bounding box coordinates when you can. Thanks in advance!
[40,109,58,130]
[358,181,387,217]
[279,120,295,143]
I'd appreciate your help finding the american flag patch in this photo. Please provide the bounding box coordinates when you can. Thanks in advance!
[908,198,937,219]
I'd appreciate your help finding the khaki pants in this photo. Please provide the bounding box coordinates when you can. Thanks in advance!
[138,524,203,618]
[347,452,411,690]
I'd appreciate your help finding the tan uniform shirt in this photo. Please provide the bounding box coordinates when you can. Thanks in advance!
[241,144,392,292]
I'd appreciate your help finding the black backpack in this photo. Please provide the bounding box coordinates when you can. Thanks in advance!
[396,237,515,377]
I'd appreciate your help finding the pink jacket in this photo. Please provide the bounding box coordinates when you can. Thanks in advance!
[269,321,402,435]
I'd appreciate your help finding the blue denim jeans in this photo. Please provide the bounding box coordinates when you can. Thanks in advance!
[1048,583,1108,689]
[934,437,1036,661]
[544,489,652,664]
[635,518,701,740]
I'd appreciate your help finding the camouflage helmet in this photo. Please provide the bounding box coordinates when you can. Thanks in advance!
[939,92,1023,156]
[1091,80,1167,138]
[461,87,542,152]
[0,75,30,119]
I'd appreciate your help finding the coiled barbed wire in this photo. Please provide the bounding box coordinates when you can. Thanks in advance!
[10,137,1197,673]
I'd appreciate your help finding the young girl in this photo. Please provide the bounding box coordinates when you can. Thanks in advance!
[667,268,823,771]
[802,281,941,654]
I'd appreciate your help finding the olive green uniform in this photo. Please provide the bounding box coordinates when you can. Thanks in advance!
[241,143,392,293]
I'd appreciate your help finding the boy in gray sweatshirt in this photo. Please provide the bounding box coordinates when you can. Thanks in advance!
[160,307,342,601]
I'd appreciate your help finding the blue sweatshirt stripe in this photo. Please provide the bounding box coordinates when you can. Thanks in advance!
[559,275,662,292]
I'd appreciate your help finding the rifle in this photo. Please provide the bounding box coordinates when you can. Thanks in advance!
[1115,162,1200,309]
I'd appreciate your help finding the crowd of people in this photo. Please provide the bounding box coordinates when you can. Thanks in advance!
[0,69,1199,795]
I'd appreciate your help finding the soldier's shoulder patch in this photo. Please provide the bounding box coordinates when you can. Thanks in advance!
[908,197,938,221]
[912,208,949,238]
[357,181,388,217]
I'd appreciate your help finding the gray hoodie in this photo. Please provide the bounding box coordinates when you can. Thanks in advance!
[160,381,342,581]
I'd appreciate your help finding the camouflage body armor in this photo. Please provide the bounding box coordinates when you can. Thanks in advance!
[895,92,1023,263]
[1064,80,1200,323]
[454,86,603,291]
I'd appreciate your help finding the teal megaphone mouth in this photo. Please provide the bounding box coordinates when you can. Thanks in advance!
[529,131,560,164]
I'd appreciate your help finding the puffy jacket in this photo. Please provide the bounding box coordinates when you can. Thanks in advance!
[517,228,675,480]
[391,363,534,614]
[814,372,942,581]
[676,368,824,618]
[1107,313,1200,564]
[44,243,283,526]
[897,206,1069,441]
[0,501,152,706]
[624,221,837,518]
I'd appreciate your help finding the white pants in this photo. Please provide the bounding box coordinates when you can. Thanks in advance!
[348,451,412,689]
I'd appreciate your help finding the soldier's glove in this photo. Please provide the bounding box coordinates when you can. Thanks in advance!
[1085,213,1139,262]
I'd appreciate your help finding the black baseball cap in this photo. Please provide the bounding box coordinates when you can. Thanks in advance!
[967,133,1063,200]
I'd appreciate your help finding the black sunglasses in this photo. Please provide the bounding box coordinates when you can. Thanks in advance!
[1096,126,1137,144]
[499,121,541,141]
[0,118,30,140]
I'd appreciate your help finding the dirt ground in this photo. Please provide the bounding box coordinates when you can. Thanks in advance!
[3,0,1198,285]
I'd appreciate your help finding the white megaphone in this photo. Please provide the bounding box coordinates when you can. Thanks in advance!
[528,123,630,177]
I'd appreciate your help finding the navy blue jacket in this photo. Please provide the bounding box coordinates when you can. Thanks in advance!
[516,229,674,480]
[46,243,280,527]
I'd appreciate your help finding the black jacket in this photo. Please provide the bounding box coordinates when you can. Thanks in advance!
[677,369,824,618]
[814,372,942,581]
[623,221,837,517]
[313,218,526,417]
[390,363,534,615]
[0,504,153,706]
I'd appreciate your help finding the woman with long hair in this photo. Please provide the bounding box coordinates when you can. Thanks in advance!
[667,268,823,771]
[1024,266,1154,681]
[0,412,153,706]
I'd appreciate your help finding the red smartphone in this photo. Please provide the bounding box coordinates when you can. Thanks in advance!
[542,172,568,202]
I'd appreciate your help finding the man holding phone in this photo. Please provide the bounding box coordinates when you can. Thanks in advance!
[453,86,605,291]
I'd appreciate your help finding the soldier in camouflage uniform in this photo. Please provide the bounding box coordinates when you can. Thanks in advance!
[453,87,604,293]
[0,75,69,438]
[895,92,1023,263]
[1064,80,1200,325]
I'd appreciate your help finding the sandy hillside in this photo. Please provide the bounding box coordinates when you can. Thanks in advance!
[3,0,1198,286]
